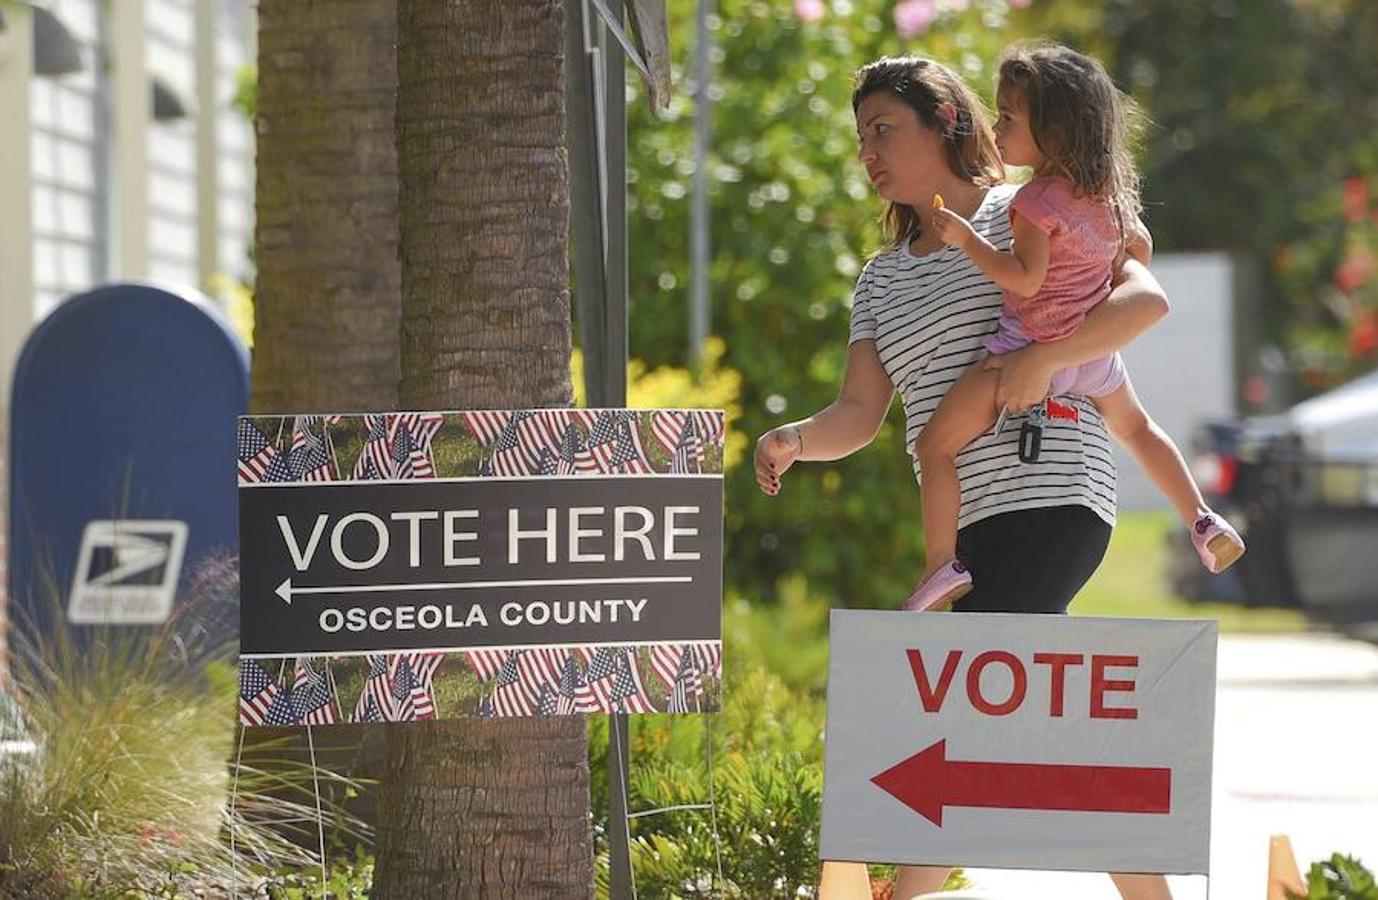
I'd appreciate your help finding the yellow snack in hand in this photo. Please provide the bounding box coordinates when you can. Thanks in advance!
[933,194,945,210]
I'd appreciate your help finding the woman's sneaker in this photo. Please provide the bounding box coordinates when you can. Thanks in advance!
[904,559,973,612]
[1191,513,1246,574]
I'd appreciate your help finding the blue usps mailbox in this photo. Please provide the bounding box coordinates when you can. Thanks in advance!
[8,283,249,641]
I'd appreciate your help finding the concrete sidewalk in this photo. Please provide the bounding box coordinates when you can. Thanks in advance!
[951,631,1378,898]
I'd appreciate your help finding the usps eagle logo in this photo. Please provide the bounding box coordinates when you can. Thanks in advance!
[68,520,189,625]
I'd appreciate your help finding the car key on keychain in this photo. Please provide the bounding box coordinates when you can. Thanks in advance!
[1018,401,1048,463]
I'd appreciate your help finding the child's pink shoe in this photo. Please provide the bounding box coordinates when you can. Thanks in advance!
[1191,512,1246,574]
[904,558,973,612]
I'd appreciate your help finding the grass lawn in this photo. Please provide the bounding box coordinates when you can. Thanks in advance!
[1072,511,1308,633]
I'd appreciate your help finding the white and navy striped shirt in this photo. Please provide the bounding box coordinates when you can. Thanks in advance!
[848,184,1117,529]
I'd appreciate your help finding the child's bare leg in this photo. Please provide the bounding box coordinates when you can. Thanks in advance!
[1110,872,1174,900]
[913,364,1003,574]
[894,865,953,898]
[1092,376,1207,528]
[818,862,871,899]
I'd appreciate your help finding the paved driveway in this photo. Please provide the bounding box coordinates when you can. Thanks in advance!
[955,631,1378,899]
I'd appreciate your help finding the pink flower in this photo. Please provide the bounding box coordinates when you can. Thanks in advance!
[1343,177,1369,223]
[1007,0,1033,8]
[1334,250,1375,293]
[895,0,938,37]
[794,0,825,23]
[1350,313,1378,358]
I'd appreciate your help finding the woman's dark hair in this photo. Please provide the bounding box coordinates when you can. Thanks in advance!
[852,57,1004,248]
[997,42,1145,221]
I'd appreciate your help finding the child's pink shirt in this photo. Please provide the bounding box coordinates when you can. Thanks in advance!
[1004,175,1122,342]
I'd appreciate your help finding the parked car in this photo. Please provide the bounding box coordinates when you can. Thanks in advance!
[1168,368,1378,638]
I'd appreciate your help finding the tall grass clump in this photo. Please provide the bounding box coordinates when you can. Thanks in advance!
[0,555,355,897]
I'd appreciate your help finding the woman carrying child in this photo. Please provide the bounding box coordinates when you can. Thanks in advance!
[756,49,1190,899]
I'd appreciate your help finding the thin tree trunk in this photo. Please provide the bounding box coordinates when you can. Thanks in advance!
[372,0,592,896]
[253,0,401,413]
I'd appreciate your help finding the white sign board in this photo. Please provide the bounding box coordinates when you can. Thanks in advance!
[68,520,188,624]
[821,611,1216,874]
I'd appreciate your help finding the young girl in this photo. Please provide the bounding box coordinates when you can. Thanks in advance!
[906,43,1245,612]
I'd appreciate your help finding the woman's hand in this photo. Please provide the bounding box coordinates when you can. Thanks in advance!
[981,347,1055,413]
[754,425,803,496]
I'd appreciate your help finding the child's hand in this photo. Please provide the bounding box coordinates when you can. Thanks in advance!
[932,207,974,249]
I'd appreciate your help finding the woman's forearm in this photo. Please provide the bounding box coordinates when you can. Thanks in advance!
[1039,259,1169,370]
[778,339,894,462]
[789,394,892,462]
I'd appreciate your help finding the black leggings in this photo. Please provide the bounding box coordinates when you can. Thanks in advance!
[952,505,1112,614]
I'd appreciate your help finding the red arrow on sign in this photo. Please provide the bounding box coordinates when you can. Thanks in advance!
[871,739,1172,826]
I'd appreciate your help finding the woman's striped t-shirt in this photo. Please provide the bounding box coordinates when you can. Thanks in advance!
[847,183,1117,529]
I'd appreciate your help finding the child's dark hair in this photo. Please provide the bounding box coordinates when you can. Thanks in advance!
[998,43,1144,219]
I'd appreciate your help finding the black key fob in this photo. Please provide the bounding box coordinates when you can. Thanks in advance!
[1018,422,1042,463]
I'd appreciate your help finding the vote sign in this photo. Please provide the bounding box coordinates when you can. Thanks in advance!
[821,611,1216,875]
[235,409,726,727]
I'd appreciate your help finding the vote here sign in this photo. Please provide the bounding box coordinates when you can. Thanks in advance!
[235,409,725,727]
[240,476,721,655]
[821,611,1216,875]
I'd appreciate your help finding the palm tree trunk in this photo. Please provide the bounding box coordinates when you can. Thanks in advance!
[251,0,401,833]
[372,0,592,896]
[253,0,401,413]
[375,718,594,896]
[394,0,574,407]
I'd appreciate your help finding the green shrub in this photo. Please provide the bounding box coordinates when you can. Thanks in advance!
[590,583,828,898]
[262,845,375,899]
[1289,854,1378,900]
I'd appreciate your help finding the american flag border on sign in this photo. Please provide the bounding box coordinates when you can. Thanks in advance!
[245,639,723,726]
[236,408,725,726]
[240,407,726,484]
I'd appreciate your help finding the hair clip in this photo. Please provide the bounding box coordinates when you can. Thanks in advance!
[936,100,958,133]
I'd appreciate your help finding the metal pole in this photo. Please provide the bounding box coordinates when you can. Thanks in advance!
[688,0,712,365]
[604,0,628,406]
[567,0,608,383]
[194,0,221,297]
[568,0,633,893]
[598,1,631,882]
[601,1,632,893]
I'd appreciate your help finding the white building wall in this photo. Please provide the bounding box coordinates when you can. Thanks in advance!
[30,0,107,319]
[1113,253,1237,511]
[146,0,199,288]
[19,0,254,324]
